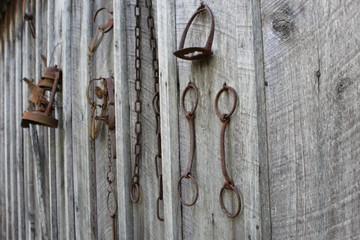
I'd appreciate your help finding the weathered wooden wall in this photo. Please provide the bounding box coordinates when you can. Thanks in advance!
[0,0,359,239]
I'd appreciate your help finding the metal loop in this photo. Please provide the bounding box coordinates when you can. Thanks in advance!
[130,182,141,203]
[152,92,160,115]
[219,182,242,218]
[214,84,237,121]
[107,171,115,183]
[106,187,118,218]
[181,82,199,117]
[173,3,215,60]
[93,8,114,33]
[178,174,199,206]
[154,154,161,178]
[156,197,164,221]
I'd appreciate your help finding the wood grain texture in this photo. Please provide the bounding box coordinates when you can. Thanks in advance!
[22,1,36,239]
[62,0,75,238]
[175,0,263,239]
[261,0,360,239]
[113,0,134,239]
[71,0,98,239]
[156,0,182,239]
[15,1,25,239]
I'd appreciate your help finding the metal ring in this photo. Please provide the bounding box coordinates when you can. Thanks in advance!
[130,182,141,203]
[93,8,113,33]
[214,84,237,121]
[156,197,164,221]
[178,174,199,206]
[219,182,241,218]
[181,82,199,117]
[152,92,160,115]
[106,188,118,218]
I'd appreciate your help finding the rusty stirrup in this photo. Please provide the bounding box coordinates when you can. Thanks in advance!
[88,8,113,56]
[173,3,215,60]
[21,65,62,128]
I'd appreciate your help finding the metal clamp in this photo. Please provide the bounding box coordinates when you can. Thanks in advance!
[173,3,215,60]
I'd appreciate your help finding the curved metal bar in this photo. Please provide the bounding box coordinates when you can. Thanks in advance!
[173,3,215,60]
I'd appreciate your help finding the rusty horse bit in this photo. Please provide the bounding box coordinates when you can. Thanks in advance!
[214,83,242,218]
[178,82,200,206]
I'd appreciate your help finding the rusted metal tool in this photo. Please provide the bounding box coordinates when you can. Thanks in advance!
[21,65,62,128]
[173,3,215,60]
[86,77,116,159]
[214,83,242,218]
[88,8,113,56]
[178,82,199,206]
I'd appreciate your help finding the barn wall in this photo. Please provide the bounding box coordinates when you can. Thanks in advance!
[0,0,359,240]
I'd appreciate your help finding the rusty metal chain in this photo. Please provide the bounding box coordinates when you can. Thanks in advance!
[130,0,142,203]
[106,131,118,240]
[178,82,199,206]
[214,83,242,218]
[87,8,117,239]
[145,0,164,221]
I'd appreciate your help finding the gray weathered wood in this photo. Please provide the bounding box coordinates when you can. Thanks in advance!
[113,0,134,239]
[15,1,25,239]
[156,0,182,239]
[29,125,49,240]
[261,0,360,239]
[62,0,75,239]
[22,1,36,239]
[72,0,98,239]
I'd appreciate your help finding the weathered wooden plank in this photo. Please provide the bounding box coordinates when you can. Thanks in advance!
[29,125,49,240]
[15,1,25,239]
[72,0,98,239]
[261,0,360,239]
[3,11,12,240]
[7,4,19,239]
[90,1,116,239]
[156,0,182,239]
[62,0,75,238]
[46,1,58,239]
[251,0,272,239]
[23,1,36,239]
[53,0,65,237]
[113,0,134,239]
[0,31,6,240]
[316,0,360,238]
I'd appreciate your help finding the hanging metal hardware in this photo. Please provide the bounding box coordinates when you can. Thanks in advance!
[214,83,242,218]
[88,8,113,56]
[21,61,62,128]
[145,0,164,221]
[24,13,36,38]
[178,82,199,206]
[87,8,113,140]
[86,77,116,159]
[130,0,142,204]
[173,2,215,60]
[87,8,117,240]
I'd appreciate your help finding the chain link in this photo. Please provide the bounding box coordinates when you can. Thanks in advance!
[146,0,164,221]
[130,0,142,203]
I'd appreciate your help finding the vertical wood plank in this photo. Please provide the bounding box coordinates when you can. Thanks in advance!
[0,32,6,240]
[15,1,25,239]
[156,0,182,239]
[72,0,98,239]
[251,0,272,238]
[113,0,134,239]
[62,0,75,238]
[23,1,36,238]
